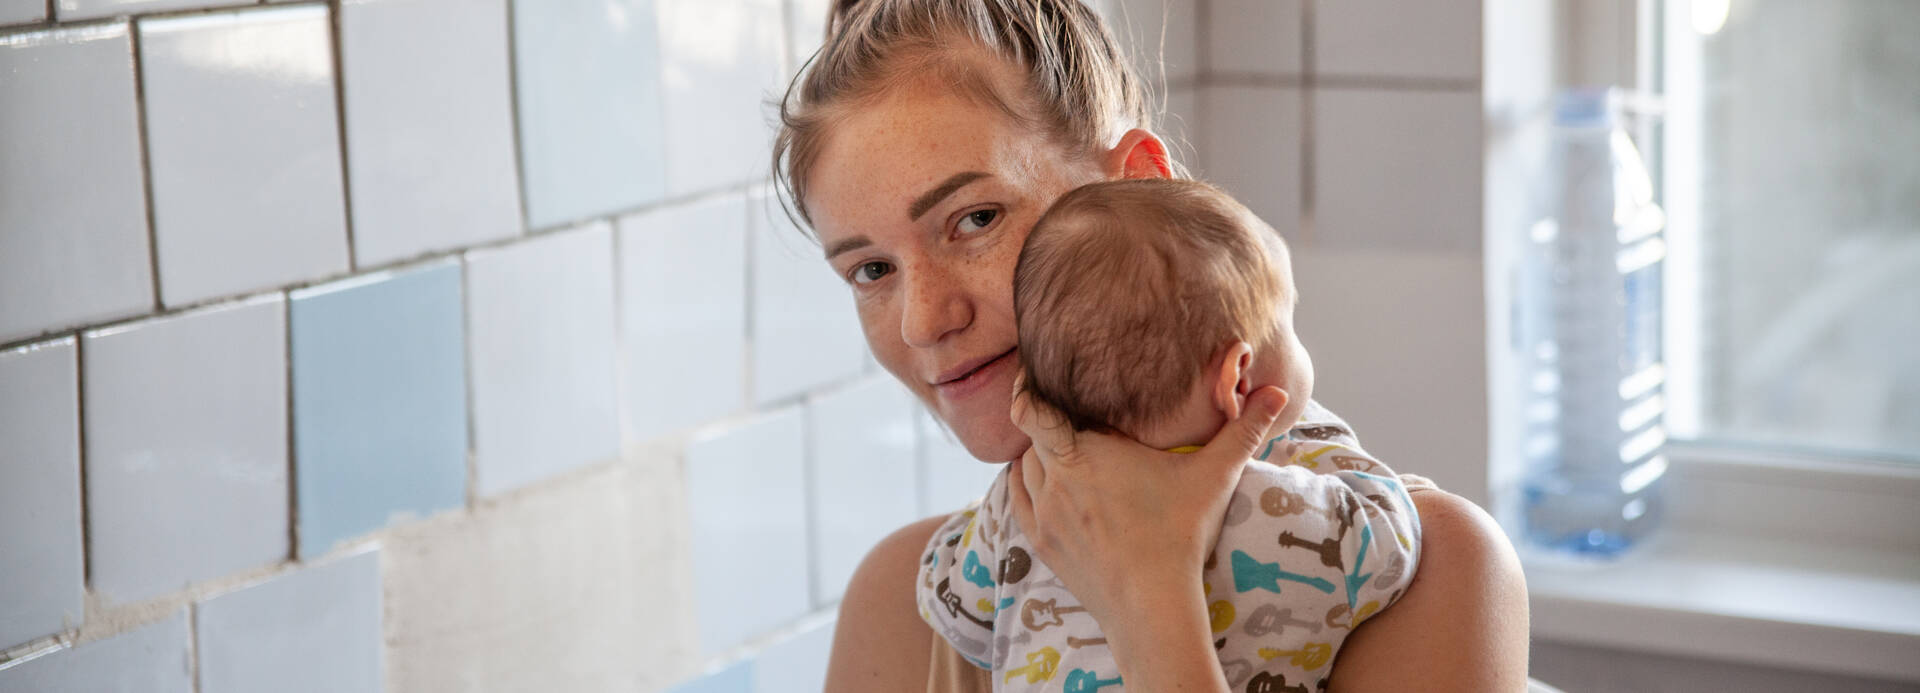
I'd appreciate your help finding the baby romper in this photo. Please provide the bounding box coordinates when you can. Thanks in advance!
[917,435,1423,693]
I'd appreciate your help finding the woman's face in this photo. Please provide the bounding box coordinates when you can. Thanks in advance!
[804,79,1107,463]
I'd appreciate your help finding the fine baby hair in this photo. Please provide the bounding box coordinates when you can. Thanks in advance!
[1013,178,1295,436]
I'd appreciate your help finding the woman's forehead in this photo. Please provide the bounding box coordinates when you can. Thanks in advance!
[807,86,1047,232]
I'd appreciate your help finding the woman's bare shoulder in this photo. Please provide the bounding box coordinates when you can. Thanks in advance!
[825,514,950,692]
[1328,489,1532,692]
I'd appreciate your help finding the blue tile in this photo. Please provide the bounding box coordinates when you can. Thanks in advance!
[196,550,382,693]
[667,660,753,693]
[751,619,834,693]
[0,612,192,693]
[513,0,667,229]
[290,262,468,557]
[0,339,84,649]
[686,410,810,655]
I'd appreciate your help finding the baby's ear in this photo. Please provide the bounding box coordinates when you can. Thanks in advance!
[1210,341,1255,419]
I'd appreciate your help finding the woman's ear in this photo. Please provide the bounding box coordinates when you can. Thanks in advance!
[1210,341,1255,420]
[1105,128,1173,180]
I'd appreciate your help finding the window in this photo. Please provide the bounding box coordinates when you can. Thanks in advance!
[1658,0,1920,462]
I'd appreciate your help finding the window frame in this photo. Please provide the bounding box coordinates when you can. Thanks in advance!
[1552,0,1920,559]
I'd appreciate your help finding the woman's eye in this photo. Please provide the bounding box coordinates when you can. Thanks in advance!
[956,208,998,235]
[852,261,893,284]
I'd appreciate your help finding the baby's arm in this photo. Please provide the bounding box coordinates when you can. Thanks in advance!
[1259,443,1423,621]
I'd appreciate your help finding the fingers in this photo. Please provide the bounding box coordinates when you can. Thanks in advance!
[1198,385,1287,465]
[1018,447,1045,496]
[1010,381,1077,459]
[1006,457,1039,538]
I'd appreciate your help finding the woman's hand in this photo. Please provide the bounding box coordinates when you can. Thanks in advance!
[1004,380,1287,691]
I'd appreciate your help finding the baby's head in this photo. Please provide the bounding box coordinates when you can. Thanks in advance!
[1013,178,1313,450]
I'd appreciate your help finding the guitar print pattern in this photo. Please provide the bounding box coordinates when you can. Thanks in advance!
[917,414,1427,692]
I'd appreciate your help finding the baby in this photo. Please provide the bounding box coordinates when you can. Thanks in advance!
[917,179,1431,693]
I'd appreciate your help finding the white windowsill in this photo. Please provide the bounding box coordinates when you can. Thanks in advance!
[1520,448,1920,684]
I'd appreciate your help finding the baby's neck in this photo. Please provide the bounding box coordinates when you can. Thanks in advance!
[1132,409,1299,452]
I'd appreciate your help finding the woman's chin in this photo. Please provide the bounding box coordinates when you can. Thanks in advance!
[942,408,1030,463]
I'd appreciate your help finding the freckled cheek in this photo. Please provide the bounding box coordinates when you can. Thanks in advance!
[856,299,921,389]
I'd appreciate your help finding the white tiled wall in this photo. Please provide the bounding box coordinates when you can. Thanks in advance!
[1165,0,1493,506]
[0,1,1490,691]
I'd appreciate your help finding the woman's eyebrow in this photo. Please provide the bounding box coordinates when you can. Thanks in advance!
[908,171,990,221]
[824,236,871,260]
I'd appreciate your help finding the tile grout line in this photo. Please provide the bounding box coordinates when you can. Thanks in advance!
[281,292,300,562]
[72,336,92,595]
[1301,0,1316,246]
[127,18,165,313]
[326,0,358,271]
[0,180,767,355]
[459,254,480,508]
[503,0,534,239]
[186,603,201,693]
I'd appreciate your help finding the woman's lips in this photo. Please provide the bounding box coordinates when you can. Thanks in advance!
[933,348,1017,402]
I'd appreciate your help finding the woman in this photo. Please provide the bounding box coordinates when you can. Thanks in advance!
[774,1,1530,690]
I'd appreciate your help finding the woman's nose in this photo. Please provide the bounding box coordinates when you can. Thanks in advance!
[900,270,972,348]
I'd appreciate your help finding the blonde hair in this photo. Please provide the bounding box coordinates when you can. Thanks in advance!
[773,0,1161,228]
[1013,179,1290,435]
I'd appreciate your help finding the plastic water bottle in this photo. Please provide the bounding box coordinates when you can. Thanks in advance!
[1518,88,1670,559]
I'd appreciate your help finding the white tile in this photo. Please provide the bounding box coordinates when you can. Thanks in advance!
[196,551,382,693]
[657,0,785,196]
[751,617,835,693]
[339,0,522,267]
[750,195,866,405]
[1207,0,1303,75]
[55,0,249,21]
[617,196,748,442]
[0,0,42,24]
[1290,248,1488,504]
[1197,85,1303,242]
[1162,86,1200,170]
[916,407,1001,516]
[513,0,668,229]
[1312,89,1483,253]
[685,409,810,655]
[808,378,919,605]
[786,0,829,74]
[0,339,83,649]
[138,7,350,307]
[82,296,288,605]
[1314,0,1481,81]
[1105,0,1198,85]
[0,612,192,693]
[0,23,153,343]
[466,224,621,496]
